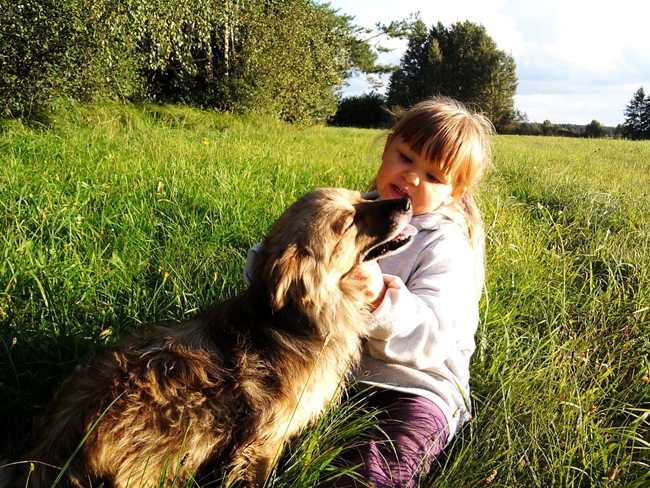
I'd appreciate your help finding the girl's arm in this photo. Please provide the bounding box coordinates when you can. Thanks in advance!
[365,233,479,370]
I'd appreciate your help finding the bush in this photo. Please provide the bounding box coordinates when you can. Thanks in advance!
[0,0,143,118]
[329,92,392,128]
[584,119,606,138]
[0,0,378,124]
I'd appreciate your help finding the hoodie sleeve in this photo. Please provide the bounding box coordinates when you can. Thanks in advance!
[243,242,263,286]
[365,231,479,371]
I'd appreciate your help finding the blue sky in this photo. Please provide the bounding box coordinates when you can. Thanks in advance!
[324,0,650,126]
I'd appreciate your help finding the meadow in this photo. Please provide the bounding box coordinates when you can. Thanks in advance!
[1,102,649,487]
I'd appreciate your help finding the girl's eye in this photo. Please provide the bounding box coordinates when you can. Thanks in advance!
[427,174,440,183]
[399,152,412,163]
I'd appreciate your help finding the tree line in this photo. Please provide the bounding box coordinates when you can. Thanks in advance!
[4,0,644,137]
[332,20,649,139]
[1,1,522,128]
[331,18,616,137]
[334,87,648,139]
[0,0,389,123]
[512,89,649,139]
[332,18,519,132]
[497,89,648,139]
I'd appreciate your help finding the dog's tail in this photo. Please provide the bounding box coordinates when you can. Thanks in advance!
[13,359,119,488]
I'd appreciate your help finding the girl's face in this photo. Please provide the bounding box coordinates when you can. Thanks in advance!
[376,134,454,216]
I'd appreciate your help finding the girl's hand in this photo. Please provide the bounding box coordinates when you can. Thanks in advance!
[351,261,386,310]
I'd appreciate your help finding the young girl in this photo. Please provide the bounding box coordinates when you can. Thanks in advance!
[245,97,492,487]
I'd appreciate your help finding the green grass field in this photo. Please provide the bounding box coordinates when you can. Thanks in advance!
[1,102,649,487]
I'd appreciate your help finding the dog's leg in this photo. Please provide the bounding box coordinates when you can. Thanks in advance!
[249,440,284,488]
[251,457,272,488]
[223,439,282,488]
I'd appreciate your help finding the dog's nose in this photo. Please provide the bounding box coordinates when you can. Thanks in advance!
[398,197,411,212]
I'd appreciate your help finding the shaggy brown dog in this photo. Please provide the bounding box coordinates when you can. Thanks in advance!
[15,188,413,488]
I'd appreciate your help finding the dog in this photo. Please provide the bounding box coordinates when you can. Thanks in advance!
[13,188,414,488]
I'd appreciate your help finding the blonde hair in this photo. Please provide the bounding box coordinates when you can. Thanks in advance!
[370,97,493,290]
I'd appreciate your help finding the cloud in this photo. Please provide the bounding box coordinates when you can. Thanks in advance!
[515,92,632,125]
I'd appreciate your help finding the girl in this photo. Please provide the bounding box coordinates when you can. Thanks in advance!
[327,97,492,488]
[245,97,493,487]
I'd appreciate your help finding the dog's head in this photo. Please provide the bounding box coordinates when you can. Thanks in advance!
[254,188,414,312]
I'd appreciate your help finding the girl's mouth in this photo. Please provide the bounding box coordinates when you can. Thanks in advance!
[391,184,409,199]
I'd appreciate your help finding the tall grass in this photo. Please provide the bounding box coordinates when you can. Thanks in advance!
[446,136,650,487]
[1,102,649,486]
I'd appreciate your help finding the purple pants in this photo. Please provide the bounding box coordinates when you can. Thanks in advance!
[324,388,450,488]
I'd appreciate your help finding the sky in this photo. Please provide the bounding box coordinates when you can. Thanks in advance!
[323,0,650,127]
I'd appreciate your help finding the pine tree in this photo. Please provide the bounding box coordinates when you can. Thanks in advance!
[623,87,650,140]
[386,20,518,130]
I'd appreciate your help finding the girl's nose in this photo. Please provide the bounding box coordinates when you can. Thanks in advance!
[403,171,419,186]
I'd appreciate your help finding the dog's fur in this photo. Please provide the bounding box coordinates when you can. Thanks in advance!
[13,188,413,488]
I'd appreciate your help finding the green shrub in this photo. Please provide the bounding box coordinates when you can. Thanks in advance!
[329,92,393,128]
[0,0,143,118]
[0,0,377,123]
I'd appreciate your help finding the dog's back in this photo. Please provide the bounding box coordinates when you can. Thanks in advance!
[17,314,256,488]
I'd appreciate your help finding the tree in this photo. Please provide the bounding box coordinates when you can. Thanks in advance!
[149,0,389,123]
[386,19,518,130]
[584,120,606,138]
[541,120,556,136]
[623,87,650,140]
[330,92,391,128]
[0,0,143,118]
[1,0,387,123]
[614,124,625,139]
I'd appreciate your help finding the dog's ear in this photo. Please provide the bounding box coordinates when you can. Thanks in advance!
[269,244,322,312]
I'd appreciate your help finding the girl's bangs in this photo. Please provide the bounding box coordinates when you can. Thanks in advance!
[397,115,476,183]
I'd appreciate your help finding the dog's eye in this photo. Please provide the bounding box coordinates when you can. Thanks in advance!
[332,213,355,234]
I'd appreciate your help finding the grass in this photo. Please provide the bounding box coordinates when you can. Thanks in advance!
[1,101,649,487]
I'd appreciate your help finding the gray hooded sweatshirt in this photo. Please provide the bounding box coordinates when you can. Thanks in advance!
[243,191,481,442]
[356,191,481,441]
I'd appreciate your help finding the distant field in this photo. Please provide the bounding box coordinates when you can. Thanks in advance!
[1,102,649,487]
